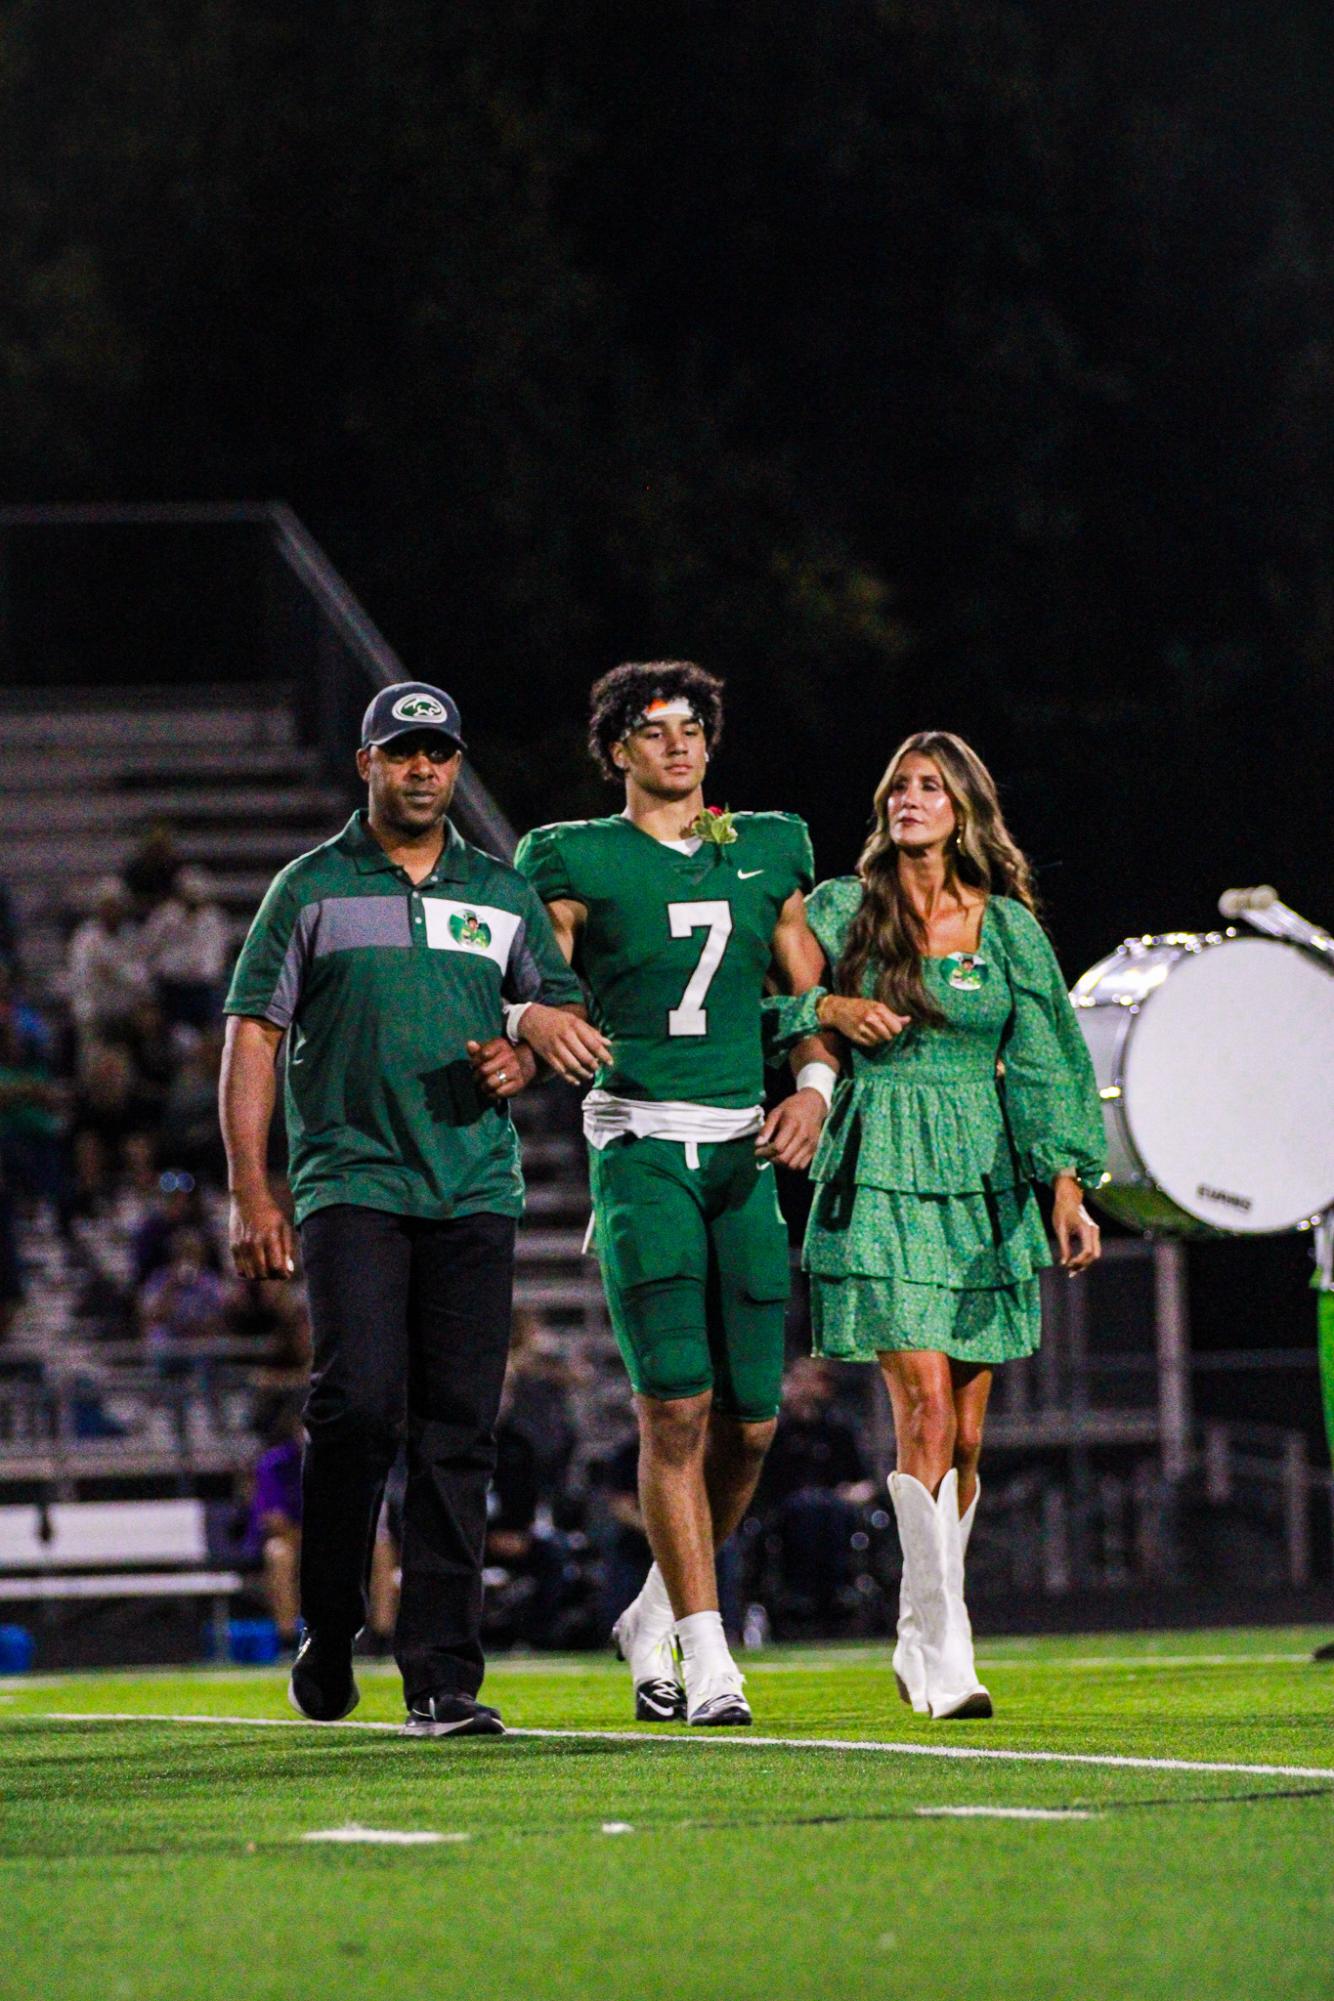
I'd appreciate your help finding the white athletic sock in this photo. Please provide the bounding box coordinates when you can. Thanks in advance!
[628,1562,674,1640]
[675,1610,732,1683]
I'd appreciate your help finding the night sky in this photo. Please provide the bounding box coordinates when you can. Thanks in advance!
[0,2,1329,1379]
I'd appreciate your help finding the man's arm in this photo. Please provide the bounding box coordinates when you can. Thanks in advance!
[755,890,840,1171]
[470,890,610,1100]
[219,1015,297,1279]
[511,897,612,1084]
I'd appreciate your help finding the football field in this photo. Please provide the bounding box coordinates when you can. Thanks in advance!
[4,1627,1333,2001]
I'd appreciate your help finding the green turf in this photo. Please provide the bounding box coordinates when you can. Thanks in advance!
[3,1628,1333,2000]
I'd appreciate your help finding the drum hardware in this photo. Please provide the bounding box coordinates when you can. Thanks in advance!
[1219,886,1334,959]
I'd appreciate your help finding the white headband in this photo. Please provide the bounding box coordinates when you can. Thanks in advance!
[625,696,700,733]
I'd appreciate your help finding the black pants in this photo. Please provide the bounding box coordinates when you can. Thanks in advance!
[299,1205,516,1704]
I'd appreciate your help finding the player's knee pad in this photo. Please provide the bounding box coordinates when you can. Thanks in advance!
[620,1277,713,1402]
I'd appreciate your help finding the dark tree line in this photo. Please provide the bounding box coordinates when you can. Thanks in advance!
[0,0,1330,971]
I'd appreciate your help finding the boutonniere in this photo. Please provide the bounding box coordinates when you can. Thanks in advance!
[690,805,738,846]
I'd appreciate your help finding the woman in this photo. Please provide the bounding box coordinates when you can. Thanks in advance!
[789,732,1104,1719]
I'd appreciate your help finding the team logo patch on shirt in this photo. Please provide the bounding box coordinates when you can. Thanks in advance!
[943,952,988,991]
[422,898,519,970]
[448,909,493,949]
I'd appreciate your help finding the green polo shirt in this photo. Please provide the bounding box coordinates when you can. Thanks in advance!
[224,811,583,1225]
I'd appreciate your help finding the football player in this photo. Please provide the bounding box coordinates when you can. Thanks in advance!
[495,661,836,1725]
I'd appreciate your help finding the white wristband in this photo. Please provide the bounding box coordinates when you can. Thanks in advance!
[795,1062,836,1110]
[504,1001,533,1043]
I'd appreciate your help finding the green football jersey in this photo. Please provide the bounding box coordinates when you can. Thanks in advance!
[514,812,814,1108]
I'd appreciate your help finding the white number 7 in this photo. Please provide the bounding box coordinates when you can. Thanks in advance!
[667,900,733,1037]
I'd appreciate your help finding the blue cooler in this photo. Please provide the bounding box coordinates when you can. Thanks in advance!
[0,1625,35,1673]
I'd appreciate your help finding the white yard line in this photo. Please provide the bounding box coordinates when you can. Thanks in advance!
[302,1826,469,1845]
[916,1806,1096,1821]
[31,1710,1334,1784]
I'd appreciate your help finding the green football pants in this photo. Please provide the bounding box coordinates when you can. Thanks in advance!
[587,1134,791,1422]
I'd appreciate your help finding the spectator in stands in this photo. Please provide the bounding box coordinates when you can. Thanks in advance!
[484,1373,577,1649]
[111,1132,161,1234]
[131,1169,216,1285]
[0,1004,68,1226]
[0,877,19,976]
[138,1225,227,1354]
[226,1273,311,1356]
[106,996,176,1139]
[141,866,230,1032]
[228,1273,313,1439]
[250,1404,304,1650]
[755,1359,876,1627]
[123,824,182,918]
[0,1164,22,1339]
[66,878,150,1046]
[66,1128,115,1227]
[67,1043,158,1164]
[0,964,54,1068]
[503,1307,583,1506]
[250,1400,398,1655]
[160,1028,226,1180]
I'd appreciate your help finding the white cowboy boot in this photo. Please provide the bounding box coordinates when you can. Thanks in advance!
[930,1468,992,1720]
[888,1471,952,1711]
[894,1474,981,1715]
[893,1562,929,1713]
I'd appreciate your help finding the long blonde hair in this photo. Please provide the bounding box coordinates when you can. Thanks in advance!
[836,731,1038,1025]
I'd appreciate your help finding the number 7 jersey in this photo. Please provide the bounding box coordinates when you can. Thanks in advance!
[513,812,815,1108]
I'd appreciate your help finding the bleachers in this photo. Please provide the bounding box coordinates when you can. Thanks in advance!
[0,684,339,984]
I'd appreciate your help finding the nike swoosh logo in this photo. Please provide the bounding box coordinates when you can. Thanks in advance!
[737,869,764,879]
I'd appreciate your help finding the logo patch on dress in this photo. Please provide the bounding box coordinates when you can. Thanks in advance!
[943,952,988,991]
[448,909,493,950]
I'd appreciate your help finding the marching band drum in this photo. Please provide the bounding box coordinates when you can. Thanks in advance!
[1070,891,1334,1239]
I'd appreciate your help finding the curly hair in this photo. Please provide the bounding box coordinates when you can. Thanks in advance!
[837,731,1039,1027]
[587,661,725,782]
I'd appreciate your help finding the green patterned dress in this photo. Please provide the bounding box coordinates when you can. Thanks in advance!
[798,881,1106,1365]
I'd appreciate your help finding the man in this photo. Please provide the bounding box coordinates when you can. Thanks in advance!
[220,680,587,1737]
[66,876,151,1050]
[499,660,836,1725]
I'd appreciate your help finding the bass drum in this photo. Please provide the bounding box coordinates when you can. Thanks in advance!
[1072,931,1334,1236]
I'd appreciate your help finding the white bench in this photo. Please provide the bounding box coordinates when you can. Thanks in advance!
[0,1499,245,1655]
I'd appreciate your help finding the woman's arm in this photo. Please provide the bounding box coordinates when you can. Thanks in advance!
[995,903,1106,1270]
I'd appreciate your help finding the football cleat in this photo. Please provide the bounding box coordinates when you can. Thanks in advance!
[403,1691,506,1738]
[288,1631,359,1723]
[612,1606,686,1723]
[633,1675,688,1723]
[685,1668,752,1728]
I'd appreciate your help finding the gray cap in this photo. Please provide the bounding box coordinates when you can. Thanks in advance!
[360,682,466,751]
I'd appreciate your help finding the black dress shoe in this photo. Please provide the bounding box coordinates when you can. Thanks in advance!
[288,1631,359,1722]
[403,1691,506,1738]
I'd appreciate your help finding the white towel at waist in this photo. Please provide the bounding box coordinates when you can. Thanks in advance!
[581,1089,763,1151]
